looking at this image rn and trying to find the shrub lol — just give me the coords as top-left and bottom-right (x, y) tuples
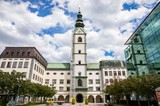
(85, 98), (88, 105)
(72, 98), (75, 105)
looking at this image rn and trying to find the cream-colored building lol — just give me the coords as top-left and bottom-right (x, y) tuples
(0, 10), (127, 103)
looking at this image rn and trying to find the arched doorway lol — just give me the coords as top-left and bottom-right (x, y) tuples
(76, 94), (83, 103)
(58, 95), (64, 101)
(88, 95), (94, 103)
(65, 95), (69, 103)
(96, 95), (102, 103)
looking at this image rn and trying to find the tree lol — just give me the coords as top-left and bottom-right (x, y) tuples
(0, 70), (56, 105)
(104, 74), (160, 106)
(104, 80), (123, 104)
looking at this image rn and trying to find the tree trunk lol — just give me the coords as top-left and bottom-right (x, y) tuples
(126, 99), (129, 106)
(28, 96), (30, 102)
(147, 97), (150, 106)
(22, 96), (24, 103)
(137, 95), (141, 106)
(43, 97), (46, 103)
(41, 97), (42, 103)
(126, 94), (130, 105)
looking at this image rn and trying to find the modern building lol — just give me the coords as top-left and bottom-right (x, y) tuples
(0, 9), (127, 103)
(124, 2), (160, 76)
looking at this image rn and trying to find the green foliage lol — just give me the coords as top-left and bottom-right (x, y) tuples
(85, 98), (88, 105)
(0, 70), (56, 100)
(104, 74), (160, 105)
(0, 99), (2, 106)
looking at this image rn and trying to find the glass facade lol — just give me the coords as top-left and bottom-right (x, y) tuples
(125, 2), (160, 76)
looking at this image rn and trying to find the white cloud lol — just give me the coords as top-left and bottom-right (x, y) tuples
(0, 0), (158, 63)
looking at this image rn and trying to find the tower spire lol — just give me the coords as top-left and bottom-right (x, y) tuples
(75, 7), (84, 28)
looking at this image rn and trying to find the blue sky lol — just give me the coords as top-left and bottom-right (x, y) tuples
(0, 0), (159, 62)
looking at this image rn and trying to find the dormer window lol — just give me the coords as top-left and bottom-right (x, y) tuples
(11, 52), (14, 56)
(27, 52), (30, 56)
(78, 37), (82, 42)
(6, 52), (9, 55)
(17, 52), (19, 56)
(22, 52), (25, 56)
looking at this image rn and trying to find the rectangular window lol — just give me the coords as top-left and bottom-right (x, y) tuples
(52, 87), (56, 90)
(105, 71), (108, 76)
(89, 79), (93, 84)
(24, 62), (29, 68)
(88, 87), (93, 91)
(109, 71), (112, 76)
(67, 87), (70, 91)
(12, 62), (17, 68)
(33, 74), (35, 79)
(18, 62), (23, 68)
(59, 87), (63, 91)
(1, 62), (6, 68)
(105, 79), (108, 83)
(45, 79), (49, 84)
(7, 62), (12, 68)
(22, 72), (27, 78)
(34, 64), (36, 70)
(118, 71), (121, 76)
(122, 71), (126, 76)
(52, 79), (56, 84)
(110, 79), (113, 83)
(114, 71), (117, 76)
(67, 79), (70, 84)
(35, 75), (37, 80)
(96, 79), (100, 84)
(60, 79), (64, 84)
(96, 87), (100, 91)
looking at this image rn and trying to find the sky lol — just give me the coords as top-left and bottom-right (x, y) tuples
(0, 0), (159, 63)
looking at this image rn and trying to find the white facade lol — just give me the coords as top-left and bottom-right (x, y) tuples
(0, 58), (45, 84)
(43, 62), (127, 103)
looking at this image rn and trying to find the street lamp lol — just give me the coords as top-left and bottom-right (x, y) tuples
(15, 76), (22, 105)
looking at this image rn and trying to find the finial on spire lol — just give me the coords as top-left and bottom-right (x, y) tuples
(78, 5), (80, 12)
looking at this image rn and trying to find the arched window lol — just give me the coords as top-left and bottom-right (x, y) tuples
(78, 37), (82, 42)
(78, 79), (82, 86)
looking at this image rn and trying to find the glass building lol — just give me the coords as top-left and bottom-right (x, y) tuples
(124, 2), (160, 76)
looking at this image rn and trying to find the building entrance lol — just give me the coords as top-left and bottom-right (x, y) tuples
(76, 94), (83, 103)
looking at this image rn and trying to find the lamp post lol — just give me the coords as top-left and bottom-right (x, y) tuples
(15, 77), (22, 105)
